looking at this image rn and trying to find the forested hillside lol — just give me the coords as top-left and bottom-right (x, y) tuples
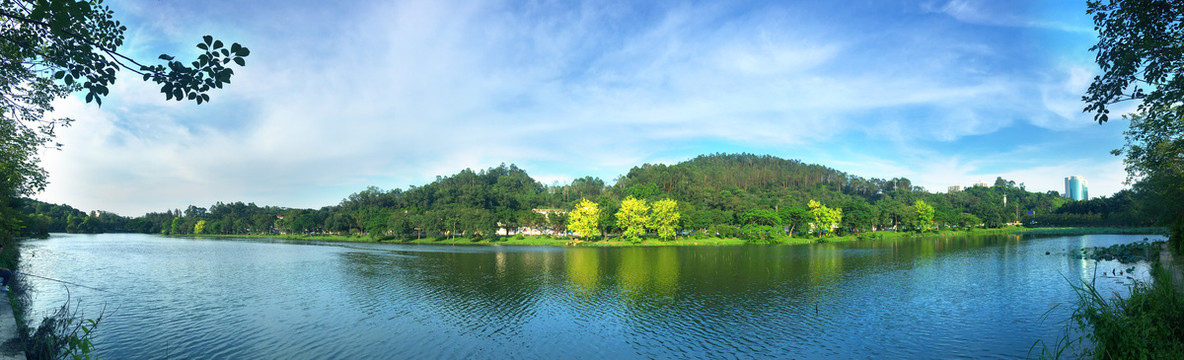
(18, 153), (1150, 238)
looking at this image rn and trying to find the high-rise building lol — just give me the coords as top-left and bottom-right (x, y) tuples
(1064, 176), (1088, 201)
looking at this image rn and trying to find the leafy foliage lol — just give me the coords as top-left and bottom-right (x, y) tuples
(24, 293), (104, 360)
(567, 198), (600, 240)
(1083, 0), (1184, 124)
(808, 200), (841, 236)
(0, 0), (249, 251)
(19, 153), (1148, 241)
(914, 200), (935, 233)
(1086, 0), (1184, 253)
(649, 198), (680, 241)
(615, 196), (650, 241)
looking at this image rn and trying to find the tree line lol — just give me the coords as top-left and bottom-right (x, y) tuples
(14, 153), (1152, 241)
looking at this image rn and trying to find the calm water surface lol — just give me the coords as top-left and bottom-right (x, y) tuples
(17, 233), (1159, 359)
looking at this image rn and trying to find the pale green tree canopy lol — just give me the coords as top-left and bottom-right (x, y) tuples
(808, 200), (841, 236)
(567, 198), (600, 239)
(914, 200), (935, 233)
(649, 198), (680, 241)
(615, 196), (650, 241)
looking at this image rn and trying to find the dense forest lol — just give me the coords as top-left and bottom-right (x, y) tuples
(15, 153), (1151, 239)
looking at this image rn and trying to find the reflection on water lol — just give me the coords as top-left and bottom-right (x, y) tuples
(17, 233), (1159, 359)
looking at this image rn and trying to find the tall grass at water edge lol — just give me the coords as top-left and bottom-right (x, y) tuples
(1031, 261), (1184, 359)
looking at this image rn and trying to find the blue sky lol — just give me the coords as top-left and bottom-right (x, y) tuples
(36, 0), (1132, 216)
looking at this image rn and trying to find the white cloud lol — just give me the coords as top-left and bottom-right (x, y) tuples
(33, 0), (1124, 215)
(926, 0), (1093, 33)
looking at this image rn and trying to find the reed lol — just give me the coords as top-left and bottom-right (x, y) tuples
(1032, 261), (1184, 359)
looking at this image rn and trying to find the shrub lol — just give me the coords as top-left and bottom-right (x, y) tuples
(714, 224), (740, 238)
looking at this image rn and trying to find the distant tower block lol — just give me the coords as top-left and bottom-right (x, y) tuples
(1064, 176), (1088, 201)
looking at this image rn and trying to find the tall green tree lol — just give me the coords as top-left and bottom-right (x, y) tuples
(841, 200), (876, 234)
(778, 206), (810, 236)
(1116, 110), (1184, 252)
(1085, 0), (1184, 253)
(808, 200), (841, 237)
(616, 196), (650, 241)
(546, 211), (568, 234)
(957, 212), (981, 230)
(567, 198), (601, 240)
(194, 220), (207, 234)
(914, 200), (935, 233)
(739, 209), (781, 227)
(649, 198), (680, 241)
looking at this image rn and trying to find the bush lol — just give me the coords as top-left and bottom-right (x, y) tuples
(714, 225), (740, 238)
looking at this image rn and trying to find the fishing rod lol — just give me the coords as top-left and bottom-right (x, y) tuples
(17, 272), (111, 293)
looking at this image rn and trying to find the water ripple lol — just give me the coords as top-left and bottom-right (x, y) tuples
(15, 233), (1165, 359)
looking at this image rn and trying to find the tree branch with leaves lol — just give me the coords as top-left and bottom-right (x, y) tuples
(0, 0), (249, 197)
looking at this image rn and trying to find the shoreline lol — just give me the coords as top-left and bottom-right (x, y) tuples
(181, 226), (1168, 247)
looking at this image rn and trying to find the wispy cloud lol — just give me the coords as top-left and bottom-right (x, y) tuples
(925, 0), (1094, 33)
(35, 0), (1124, 215)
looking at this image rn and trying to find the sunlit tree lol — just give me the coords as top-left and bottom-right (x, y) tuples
(914, 200), (935, 233)
(649, 198), (680, 241)
(567, 198), (601, 240)
(808, 200), (841, 236)
(616, 196), (650, 241)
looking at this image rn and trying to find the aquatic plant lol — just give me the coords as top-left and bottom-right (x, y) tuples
(22, 289), (105, 360)
(1073, 240), (1165, 263)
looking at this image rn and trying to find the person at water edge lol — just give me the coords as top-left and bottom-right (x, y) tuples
(0, 245), (10, 291)
(0, 268), (10, 291)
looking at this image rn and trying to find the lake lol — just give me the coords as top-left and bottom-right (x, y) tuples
(16, 233), (1159, 359)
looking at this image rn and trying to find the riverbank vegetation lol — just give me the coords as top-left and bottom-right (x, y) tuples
(191, 225), (1070, 248)
(1031, 258), (1184, 360)
(1069, 262), (1184, 360)
(12, 153), (1161, 245)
